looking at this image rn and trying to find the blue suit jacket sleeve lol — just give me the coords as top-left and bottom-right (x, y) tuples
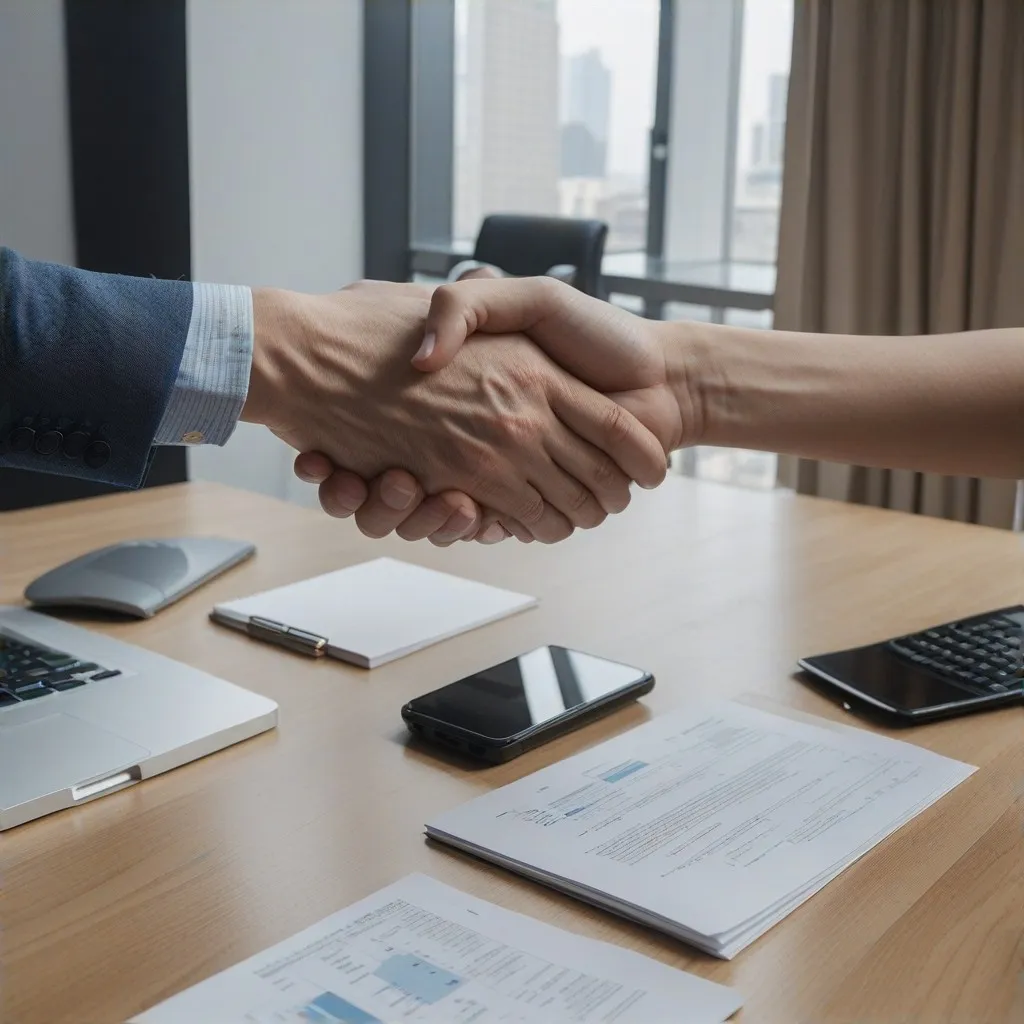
(0, 247), (193, 488)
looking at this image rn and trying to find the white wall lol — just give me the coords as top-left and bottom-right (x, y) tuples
(186, 0), (364, 505)
(0, 0), (75, 264)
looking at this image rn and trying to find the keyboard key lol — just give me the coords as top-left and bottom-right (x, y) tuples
(49, 677), (87, 691)
(89, 669), (122, 681)
(0, 689), (21, 707)
(37, 652), (77, 669)
(15, 683), (54, 700)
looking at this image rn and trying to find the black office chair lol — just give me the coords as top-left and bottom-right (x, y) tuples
(0, 448), (187, 512)
(472, 214), (608, 297)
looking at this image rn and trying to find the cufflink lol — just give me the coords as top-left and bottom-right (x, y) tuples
(181, 431), (205, 445)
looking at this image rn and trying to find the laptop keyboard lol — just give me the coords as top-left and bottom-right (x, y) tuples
(888, 611), (1024, 695)
(0, 630), (121, 707)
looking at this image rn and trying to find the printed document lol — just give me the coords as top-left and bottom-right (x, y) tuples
(133, 874), (742, 1023)
(427, 702), (975, 958)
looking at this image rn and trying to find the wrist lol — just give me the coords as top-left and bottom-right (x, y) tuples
(242, 287), (300, 428)
(653, 319), (719, 452)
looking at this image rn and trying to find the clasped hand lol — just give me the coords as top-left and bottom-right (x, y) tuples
(268, 276), (692, 544)
(243, 278), (692, 545)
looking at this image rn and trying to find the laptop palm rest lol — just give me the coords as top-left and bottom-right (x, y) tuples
(0, 714), (150, 810)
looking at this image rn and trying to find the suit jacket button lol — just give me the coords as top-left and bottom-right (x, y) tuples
(84, 440), (111, 469)
(62, 431), (90, 458)
(10, 426), (35, 452)
(34, 430), (63, 456)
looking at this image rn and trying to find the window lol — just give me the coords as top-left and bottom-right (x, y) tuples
(730, 0), (794, 264)
(403, 1), (796, 493)
(453, 0), (661, 252)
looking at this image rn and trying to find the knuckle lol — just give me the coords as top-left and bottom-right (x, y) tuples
(591, 451), (624, 488)
(501, 413), (543, 448)
(534, 275), (562, 304)
(565, 483), (592, 514)
(517, 494), (546, 526)
(602, 402), (634, 446)
(469, 445), (502, 485)
(508, 361), (546, 395)
(433, 283), (480, 334)
(432, 282), (459, 312)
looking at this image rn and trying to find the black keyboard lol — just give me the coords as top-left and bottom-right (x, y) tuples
(0, 630), (121, 707)
(888, 610), (1024, 694)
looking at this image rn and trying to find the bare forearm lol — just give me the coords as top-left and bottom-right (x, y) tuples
(666, 323), (1024, 478)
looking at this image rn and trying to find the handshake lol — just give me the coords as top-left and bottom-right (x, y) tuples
(242, 273), (702, 546)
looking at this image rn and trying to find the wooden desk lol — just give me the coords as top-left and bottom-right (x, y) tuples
(2, 480), (1022, 1023)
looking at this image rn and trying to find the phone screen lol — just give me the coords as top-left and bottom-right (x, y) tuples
(408, 646), (648, 740)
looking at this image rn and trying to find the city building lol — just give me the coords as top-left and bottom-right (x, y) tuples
(454, 0), (561, 240)
(560, 48), (611, 178)
(734, 72), (789, 262)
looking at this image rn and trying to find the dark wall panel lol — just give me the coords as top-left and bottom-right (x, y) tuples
(0, 1), (191, 511)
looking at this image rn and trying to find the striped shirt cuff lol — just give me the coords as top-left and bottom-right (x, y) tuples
(154, 283), (253, 446)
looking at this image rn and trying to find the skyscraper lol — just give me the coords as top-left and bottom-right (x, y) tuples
(454, 0), (561, 241)
(765, 72), (787, 166)
(560, 48), (611, 178)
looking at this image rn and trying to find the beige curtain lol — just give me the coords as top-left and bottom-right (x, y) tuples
(775, 0), (1024, 527)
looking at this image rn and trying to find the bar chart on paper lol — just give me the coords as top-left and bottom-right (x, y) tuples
(135, 875), (742, 1023)
(262, 955), (465, 1024)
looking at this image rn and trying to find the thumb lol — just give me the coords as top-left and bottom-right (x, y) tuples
(412, 277), (576, 372)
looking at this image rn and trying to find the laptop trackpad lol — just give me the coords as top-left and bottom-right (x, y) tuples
(0, 714), (151, 810)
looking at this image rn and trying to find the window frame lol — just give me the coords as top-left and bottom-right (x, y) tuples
(366, 0), (776, 318)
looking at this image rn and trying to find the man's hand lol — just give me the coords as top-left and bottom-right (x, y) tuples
(416, 277), (689, 451)
(242, 283), (668, 543)
(303, 277), (702, 544)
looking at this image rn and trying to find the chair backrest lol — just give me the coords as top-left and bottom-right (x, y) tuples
(473, 214), (608, 297)
(0, 447), (187, 512)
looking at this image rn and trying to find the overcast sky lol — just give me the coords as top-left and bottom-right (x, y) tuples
(557, 0), (793, 178)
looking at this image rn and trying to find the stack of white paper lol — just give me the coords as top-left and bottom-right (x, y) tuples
(134, 874), (742, 1023)
(427, 701), (975, 959)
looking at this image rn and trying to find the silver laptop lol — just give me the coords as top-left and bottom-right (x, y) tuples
(0, 605), (277, 830)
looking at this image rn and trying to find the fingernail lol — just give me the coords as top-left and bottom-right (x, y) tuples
(435, 511), (474, 543)
(414, 332), (435, 362)
(380, 478), (416, 510)
(330, 478), (367, 516)
(478, 524), (507, 545)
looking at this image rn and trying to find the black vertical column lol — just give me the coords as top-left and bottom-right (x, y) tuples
(363, 0), (412, 281)
(64, 0), (192, 281)
(0, 1), (191, 510)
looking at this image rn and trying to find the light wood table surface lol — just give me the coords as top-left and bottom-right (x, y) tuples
(2, 480), (1022, 1023)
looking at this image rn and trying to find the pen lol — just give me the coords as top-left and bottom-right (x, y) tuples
(246, 616), (328, 657)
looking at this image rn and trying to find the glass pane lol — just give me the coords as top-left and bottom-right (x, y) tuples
(724, 307), (774, 330)
(454, 0), (661, 253)
(731, 0), (794, 264)
(686, 447), (778, 490)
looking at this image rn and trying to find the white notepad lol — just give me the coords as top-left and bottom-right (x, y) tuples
(211, 557), (537, 668)
(427, 701), (976, 959)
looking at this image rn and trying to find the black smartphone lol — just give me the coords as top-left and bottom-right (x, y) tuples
(402, 645), (654, 764)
